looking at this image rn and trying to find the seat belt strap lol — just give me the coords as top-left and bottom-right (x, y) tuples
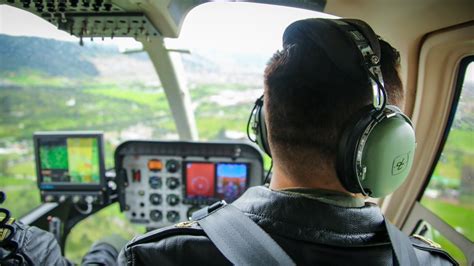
(385, 219), (420, 266)
(194, 201), (418, 266)
(194, 202), (295, 266)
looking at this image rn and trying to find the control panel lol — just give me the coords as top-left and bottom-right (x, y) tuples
(0, 0), (161, 43)
(115, 141), (263, 229)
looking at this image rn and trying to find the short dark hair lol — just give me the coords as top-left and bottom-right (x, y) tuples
(264, 18), (403, 172)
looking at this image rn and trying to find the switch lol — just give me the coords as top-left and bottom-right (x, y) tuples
(103, 2), (112, 11)
(132, 169), (141, 183)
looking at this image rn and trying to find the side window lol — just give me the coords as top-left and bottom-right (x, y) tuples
(416, 59), (473, 265)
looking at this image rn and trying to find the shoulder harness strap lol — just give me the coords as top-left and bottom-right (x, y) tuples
(385, 218), (420, 266)
(193, 201), (422, 266)
(192, 201), (295, 266)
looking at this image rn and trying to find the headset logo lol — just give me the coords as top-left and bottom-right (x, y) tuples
(392, 153), (410, 175)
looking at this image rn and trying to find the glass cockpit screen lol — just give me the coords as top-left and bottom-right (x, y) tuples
(184, 162), (248, 202)
(216, 163), (248, 202)
(35, 135), (103, 186)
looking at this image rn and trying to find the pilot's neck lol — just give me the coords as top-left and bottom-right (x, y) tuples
(269, 163), (360, 198)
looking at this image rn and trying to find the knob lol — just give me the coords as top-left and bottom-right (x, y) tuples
(72, 195), (81, 203)
(149, 193), (162, 205)
(167, 211), (180, 223)
(85, 196), (94, 203)
(166, 194), (180, 206)
(149, 176), (162, 189)
(150, 210), (162, 222)
(59, 195), (67, 203)
(166, 177), (179, 189)
(166, 160), (180, 173)
(45, 195), (55, 202)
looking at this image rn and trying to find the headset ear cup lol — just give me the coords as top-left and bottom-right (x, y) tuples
(337, 106), (416, 197)
(255, 104), (272, 157)
(336, 106), (375, 194)
(359, 111), (416, 197)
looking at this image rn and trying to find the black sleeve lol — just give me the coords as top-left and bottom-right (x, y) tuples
(82, 242), (120, 266)
(2, 221), (73, 266)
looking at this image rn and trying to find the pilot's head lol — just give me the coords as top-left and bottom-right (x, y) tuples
(264, 18), (403, 193)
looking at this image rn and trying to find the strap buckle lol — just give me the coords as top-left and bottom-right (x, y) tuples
(191, 200), (227, 221)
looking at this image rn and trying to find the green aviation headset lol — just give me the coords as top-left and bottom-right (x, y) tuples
(247, 18), (416, 198)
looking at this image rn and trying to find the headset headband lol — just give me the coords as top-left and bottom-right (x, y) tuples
(331, 19), (387, 111)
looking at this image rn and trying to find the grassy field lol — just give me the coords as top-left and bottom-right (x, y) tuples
(420, 199), (473, 265)
(422, 199), (474, 241)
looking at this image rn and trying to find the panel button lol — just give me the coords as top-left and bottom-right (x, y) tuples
(166, 160), (180, 173)
(148, 159), (163, 172)
(167, 211), (180, 223)
(149, 193), (162, 205)
(166, 194), (180, 206)
(166, 177), (180, 189)
(149, 176), (162, 189)
(150, 210), (162, 222)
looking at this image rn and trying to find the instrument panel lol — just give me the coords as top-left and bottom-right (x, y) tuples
(115, 141), (263, 229)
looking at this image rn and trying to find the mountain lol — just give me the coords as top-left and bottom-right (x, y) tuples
(0, 34), (116, 77)
(0, 34), (265, 85)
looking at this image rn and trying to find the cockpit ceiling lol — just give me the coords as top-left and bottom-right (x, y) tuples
(0, 0), (326, 39)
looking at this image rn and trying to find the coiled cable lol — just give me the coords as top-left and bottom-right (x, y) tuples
(0, 191), (25, 264)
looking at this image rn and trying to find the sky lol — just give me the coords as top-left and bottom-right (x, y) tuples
(0, 2), (335, 52)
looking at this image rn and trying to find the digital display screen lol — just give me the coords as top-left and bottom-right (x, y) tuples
(184, 162), (248, 202)
(185, 162), (215, 199)
(216, 163), (248, 202)
(37, 137), (101, 185)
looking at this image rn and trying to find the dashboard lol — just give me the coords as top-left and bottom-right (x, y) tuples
(33, 132), (264, 229)
(115, 140), (263, 229)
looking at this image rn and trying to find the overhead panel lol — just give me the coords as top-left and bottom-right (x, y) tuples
(0, 0), (162, 42)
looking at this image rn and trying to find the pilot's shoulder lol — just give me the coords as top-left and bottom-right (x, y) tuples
(410, 235), (458, 265)
(119, 221), (225, 265)
(127, 221), (205, 247)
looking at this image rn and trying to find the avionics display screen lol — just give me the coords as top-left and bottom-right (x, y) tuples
(184, 162), (248, 202)
(36, 135), (102, 185)
(216, 163), (248, 202)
